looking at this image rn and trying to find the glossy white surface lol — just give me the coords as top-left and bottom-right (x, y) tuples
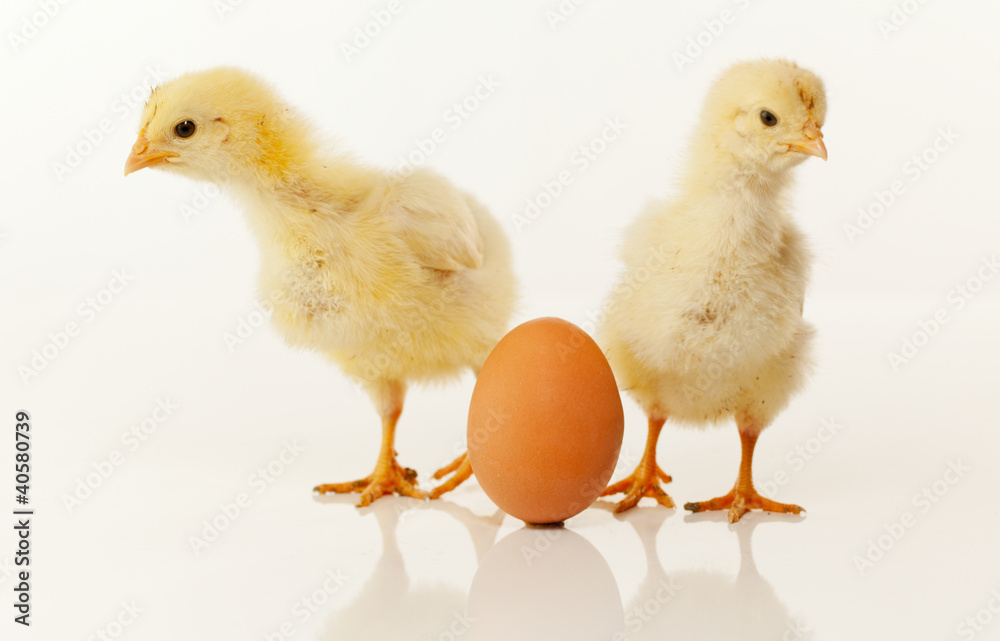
(14, 298), (998, 640)
(2, 1), (999, 639)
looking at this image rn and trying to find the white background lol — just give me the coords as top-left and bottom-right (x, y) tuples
(2, 1), (999, 639)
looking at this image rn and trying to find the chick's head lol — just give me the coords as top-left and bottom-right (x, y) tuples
(700, 59), (827, 172)
(124, 67), (303, 182)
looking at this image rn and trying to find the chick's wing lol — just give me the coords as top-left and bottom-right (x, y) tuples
(385, 169), (484, 272)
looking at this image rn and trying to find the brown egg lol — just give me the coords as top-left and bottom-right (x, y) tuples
(467, 317), (624, 525)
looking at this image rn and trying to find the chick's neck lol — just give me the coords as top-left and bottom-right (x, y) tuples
(680, 142), (794, 262)
(226, 115), (381, 242)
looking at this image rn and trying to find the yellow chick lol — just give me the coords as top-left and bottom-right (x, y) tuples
(125, 68), (517, 506)
(599, 59), (827, 521)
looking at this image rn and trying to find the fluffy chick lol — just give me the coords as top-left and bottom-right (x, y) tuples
(125, 67), (517, 506)
(599, 59), (827, 521)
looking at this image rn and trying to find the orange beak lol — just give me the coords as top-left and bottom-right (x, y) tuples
(785, 122), (827, 161)
(124, 135), (178, 176)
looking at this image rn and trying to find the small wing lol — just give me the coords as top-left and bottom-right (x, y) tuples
(386, 169), (484, 271)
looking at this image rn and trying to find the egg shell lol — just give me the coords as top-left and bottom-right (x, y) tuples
(467, 317), (624, 525)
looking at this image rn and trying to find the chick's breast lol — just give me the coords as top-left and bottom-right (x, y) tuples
(600, 203), (813, 425)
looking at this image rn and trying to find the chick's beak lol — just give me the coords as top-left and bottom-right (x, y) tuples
(785, 122), (827, 161)
(124, 136), (178, 176)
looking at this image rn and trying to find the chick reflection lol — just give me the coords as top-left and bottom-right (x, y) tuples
(623, 514), (810, 640)
(321, 497), (503, 641)
(468, 527), (625, 641)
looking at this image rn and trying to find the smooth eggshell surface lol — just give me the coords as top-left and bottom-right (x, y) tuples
(467, 317), (624, 525)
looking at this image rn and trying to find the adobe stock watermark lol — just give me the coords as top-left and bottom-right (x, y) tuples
(577, 242), (669, 338)
(543, 0), (587, 31)
(189, 439), (306, 555)
(395, 74), (500, 177)
(676, 303), (786, 406)
(357, 280), (462, 386)
(51, 66), (170, 183)
(7, 0), (73, 53)
(178, 181), (224, 224)
(177, 155), (258, 224)
(843, 126), (959, 243)
(446, 402), (512, 465)
(956, 588), (1000, 640)
(462, 407), (512, 455)
(758, 418), (844, 499)
(853, 458), (969, 575)
(263, 569), (349, 641)
(887, 254), (998, 372)
(222, 299), (274, 352)
(779, 619), (811, 641)
(877, 0), (930, 41)
(0, 556), (16, 587)
(340, 0), (404, 62)
(61, 398), (179, 514)
(672, 0), (753, 72)
(213, 0), (248, 20)
(620, 577), (682, 638)
(519, 527), (566, 566)
(511, 116), (627, 233)
(608, 445), (642, 481)
(87, 601), (144, 641)
(18, 268), (135, 385)
(427, 610), (476, 641)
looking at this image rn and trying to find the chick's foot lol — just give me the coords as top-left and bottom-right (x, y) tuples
(685, 427), (804, 522)
(429, 452), (473, 499)
(601, 415), (674, 512)
(601, 463), (674, 513)
(684, 487), (803, 523)
(314, 457), (428, 507)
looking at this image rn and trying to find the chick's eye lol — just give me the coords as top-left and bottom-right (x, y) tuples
(759, 110), (778, 127)
(174, 120), (197, 138)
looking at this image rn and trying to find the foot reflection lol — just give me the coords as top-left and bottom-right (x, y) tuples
(623, 513), (810, 640)
(317, 495), (808, 640)
(319, 496), (501, 641)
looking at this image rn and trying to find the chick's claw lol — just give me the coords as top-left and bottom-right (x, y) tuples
(314, 458), (427, 507)
(684, 488), (803, 523)
(429, 452), (473, 499)
(601, 415), (673, 512)
(601, 468), (676, 513)
(432, 452), (466, 480)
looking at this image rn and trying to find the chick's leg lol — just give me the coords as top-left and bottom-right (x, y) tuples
(314, 380), (428, 506)
(601, 415), (675, 513)
(427, 365), (481, 499)
(429, 452), (472, 499)
(684, 420), (803, 523)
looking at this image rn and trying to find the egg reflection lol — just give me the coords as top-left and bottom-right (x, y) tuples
(467, 527), (625, 641)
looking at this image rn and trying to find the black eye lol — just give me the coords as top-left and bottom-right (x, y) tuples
(759, 110), (778, 127)
(174, 120), (197, 138)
